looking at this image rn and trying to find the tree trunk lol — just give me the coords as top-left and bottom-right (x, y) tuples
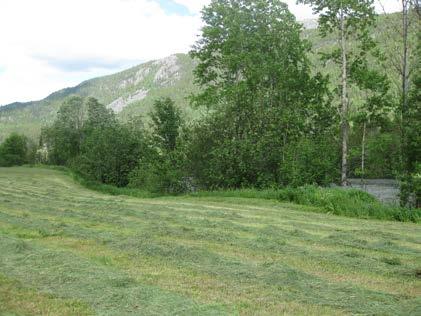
(361, 121), (366, 188)
(401, 0), (410, 173)
(400, 0), (411, 207)
(340, 9), (349, 186)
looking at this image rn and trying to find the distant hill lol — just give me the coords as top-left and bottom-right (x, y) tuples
(0, 54), (198, 142)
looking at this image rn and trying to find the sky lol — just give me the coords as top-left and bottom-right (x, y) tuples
(0, 0), (401, 106)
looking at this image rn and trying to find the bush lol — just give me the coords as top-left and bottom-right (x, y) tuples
(279, 136), (340, 186)
(129, 153), (188, 194)
(71, 125), (143, 187)
(400, 163), (421, 208)
(0, 133), (28, 167)
(349, 132), (400, 179)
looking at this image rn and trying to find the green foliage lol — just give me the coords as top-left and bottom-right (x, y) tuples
(72, 124), (142, 187)
(186, 111), (338, 189)
(401, 25), (421, 207)
(43, 97), (145, 187)
(0, 133), (28, 167)
(42, 96), (85, 165)
(189, 0), (334, 189)
(299, 0), (376, 35)
(129, 97), (186, 193)
(150, 97), (182, 152)
(279, 135), (340, 186)
(349, 131), (401, 178)
(129, 152), (187, 194)
(71, 171), (157, 199)
(75, 99), (143, 187)
(400, 163), (421, 208)
(85, 97), (116, 130)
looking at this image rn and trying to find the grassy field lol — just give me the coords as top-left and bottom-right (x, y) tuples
(0, 167), (420, 315)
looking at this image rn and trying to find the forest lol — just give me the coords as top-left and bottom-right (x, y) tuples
(1, 0), (420, 209)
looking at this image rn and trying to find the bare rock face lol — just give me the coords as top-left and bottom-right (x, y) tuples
(119, 67), (151, 89)
(108, 89), (149, 113)
(108, 55), (181, 113)
(153, 55), (180, 85)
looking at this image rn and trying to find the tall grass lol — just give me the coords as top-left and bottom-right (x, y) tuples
(276, 186), (420, 223)
(190, 188), (281, 200)
(191, 186), (420, 223)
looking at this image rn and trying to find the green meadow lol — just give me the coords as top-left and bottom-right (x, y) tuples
(0, 167), (420, 315)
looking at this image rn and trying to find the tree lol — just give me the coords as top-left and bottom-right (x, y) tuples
(298, 0), (377, 186)
(189, 0), (333, 188)
(74, 124), (143, 187)
(401, 8), (421, 207)
(150, 97), (182, 152)
(128, 97), (186, 193)
(376, 2), (418, 163)
(42, 96), (86, 165)
(85, 97), (116, 131)
(0, 133), (28, 167)
(350, 60), (392, 184)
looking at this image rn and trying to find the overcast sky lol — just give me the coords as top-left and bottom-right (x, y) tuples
(0, 0), (401, 106)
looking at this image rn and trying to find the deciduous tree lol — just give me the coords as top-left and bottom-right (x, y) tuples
(298, 0), (377, 186)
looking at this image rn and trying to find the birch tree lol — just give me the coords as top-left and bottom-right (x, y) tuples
(298, 0), (377, 186)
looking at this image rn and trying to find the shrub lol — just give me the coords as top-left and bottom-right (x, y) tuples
(0, 133), (28, 167)
(129, 153), (187, 194)
(71, 125), (143, 187)
(279, 136), (340, 187)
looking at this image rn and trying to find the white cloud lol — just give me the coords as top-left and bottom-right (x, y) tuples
(0, 0), (401, 105)
(0, 0), (203, 105)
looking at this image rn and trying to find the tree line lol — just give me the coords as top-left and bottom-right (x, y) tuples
(0, 0), (419, 207)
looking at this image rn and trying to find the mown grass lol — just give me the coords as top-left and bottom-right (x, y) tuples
(0, 167), (420, 315)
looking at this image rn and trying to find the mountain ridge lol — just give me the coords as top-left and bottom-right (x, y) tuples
(0, 53), (198, 141)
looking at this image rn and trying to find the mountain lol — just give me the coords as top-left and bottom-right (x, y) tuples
(0, 54), (198, 142)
